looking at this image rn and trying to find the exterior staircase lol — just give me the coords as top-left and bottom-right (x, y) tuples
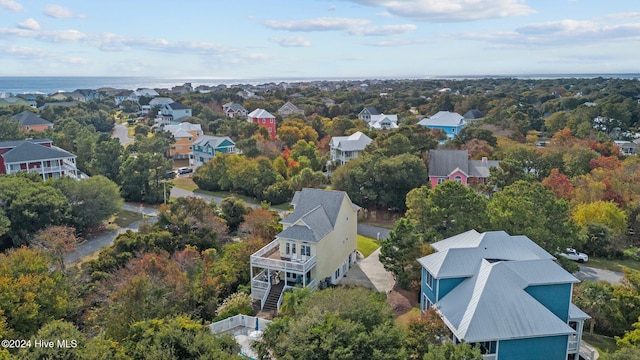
(262, 282), (284, 312)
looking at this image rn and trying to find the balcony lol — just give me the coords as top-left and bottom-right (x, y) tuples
(250, 239), (316, 274)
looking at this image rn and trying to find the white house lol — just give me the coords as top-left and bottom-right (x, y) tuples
(369, 114), (398, 130)
(330, 131), (372, 167)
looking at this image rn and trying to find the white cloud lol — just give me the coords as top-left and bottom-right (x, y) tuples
(17, 18), (40, 30)
(349, 24), (416, 36)
(270, 35), (312, 47)
(264, 16), (416, 36)
(0, 0), (22, 12)
(346, 0), (535, 22)
(0, 45), (50, 58)
(449, 19), (640, 47)
(601, 12), (640, 20)
(264, 17), (370, 32)
(44, 4), (85, 19)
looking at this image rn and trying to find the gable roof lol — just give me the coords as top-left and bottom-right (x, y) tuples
(369, 114), (399, 130)
(167, 102), (189, 110)
(12, 111), (53, 126)
(418, 230), (581, 342)
(1, 141), (75, 163)
(164, 122), (202, 133)
(359, 106), (380, 116)
(149, 97), (174, 106)
(428, 150), (469, 177)
(463, 109), (484, 119)
(418, 111), (466, 127)
(192, 135), (235, 149)
(281, 188), (359, 242)
(226, 103), (247, 112)
(248, 108), (276, 119)
(330, 131), (372, 151)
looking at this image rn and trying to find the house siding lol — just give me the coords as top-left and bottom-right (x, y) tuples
(437, 277), (465, 300)
(421, 268), (438, 306)
(498, 335), (568, 360)
(524, 283), (572, 322)
(314, 197), (357, 284)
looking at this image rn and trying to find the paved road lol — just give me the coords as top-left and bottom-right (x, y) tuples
(357, 224), (391, 240)
(575, 265), (624, 284)
(112, 122), (133, 146)
(66, 221), (141, 264)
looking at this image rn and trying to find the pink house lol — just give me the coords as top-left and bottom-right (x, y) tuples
(428, 150), (499, 188)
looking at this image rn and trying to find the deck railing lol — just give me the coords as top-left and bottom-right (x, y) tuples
(250, 239), (316, 273)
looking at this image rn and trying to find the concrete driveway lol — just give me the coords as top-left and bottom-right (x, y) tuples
(340, 248), (395, 294)
(112, 122), (133, 146)
(574, 266), (624, 284)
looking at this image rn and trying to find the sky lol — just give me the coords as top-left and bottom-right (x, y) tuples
(0, 0), (639, 79)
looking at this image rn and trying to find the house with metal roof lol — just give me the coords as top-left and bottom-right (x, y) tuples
(369, 113), (398, 130)
(11, 110), (54, 132)
(164, 122), (204, 160)
(0, 139), (79, 180)
(250, 188), (359, 312)
(418, 111), (467, 140)
(247, 108), (277, 140)
(418, 230), (591, 360)
(330, 131), (372, 167)
(428, 150), (499, 188)
(189, 135), (236, 168)
(277, 101), (304, 117)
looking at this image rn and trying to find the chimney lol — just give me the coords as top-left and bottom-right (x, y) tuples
(482, 157), (488, 165)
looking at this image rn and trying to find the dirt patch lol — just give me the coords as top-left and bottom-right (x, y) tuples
(387, 285), (419, 317)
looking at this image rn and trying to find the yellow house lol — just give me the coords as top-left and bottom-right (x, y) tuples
(250, 188), (359, 311)
(164, 122), (203, 159)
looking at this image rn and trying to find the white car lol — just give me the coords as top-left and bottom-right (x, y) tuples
(557, 248), (589, 263)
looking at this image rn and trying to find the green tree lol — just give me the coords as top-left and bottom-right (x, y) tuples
(487, 181), (579, 251)
(405, 182), (489, 241)
(219, 197), (249, 232)
(423, 342), (482, 360)
(119, 152), (172, 204)
(572, 201), (627, 237)
(379, 219), (425, 289)
(291, 168), (326, 191)
(52, 175), (123, 231)
(20, 320), (85, 360)
(87, 137), (124, 182)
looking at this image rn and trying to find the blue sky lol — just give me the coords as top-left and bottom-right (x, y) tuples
(0, 0), (639, 78)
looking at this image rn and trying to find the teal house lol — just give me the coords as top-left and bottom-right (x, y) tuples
(190, 135), (236, 168)
(417, 111), (466, 141)
(418, 230), (591, 360)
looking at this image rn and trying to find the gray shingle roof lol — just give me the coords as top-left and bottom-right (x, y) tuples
(168, 102), (189, 110)
(428, 150), (469, 177)
(280, 188), (358, 242)
(468, 159), (500, 178)
(12, 111), (53, 126)
(1, 141), (75, 163)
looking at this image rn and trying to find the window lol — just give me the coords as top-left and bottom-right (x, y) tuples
(425, 270), (434, 289)
(270, 118), (274, 123)
(300, 243), (311, 256)
(335, 268), (340, 279)
(473, 341), (496, 355)
(422, 294), (433, 311)
(454, 175), (462, 182)
(262, 119), (266, 124)
(286, 242), (297, 255)
(437, 178), (446, 184)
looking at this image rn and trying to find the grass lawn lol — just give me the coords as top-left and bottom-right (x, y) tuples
(357, 235), (380, 258)
(394, 306), (420, 327)
(172, 176), (198, 191)
(586, 257), (640, 273)
(583, 333), (618, 356)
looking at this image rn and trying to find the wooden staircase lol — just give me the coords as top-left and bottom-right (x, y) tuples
(262, 282), (284, 312)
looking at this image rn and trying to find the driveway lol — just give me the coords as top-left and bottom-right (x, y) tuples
(574, 266), (624, 284)
(66, 221), (141, 264)
(340, 248), (395, 294)
(112, 122), (133, 146)
(357, 224), (390, 240)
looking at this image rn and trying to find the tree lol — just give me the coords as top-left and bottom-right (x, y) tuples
(119, 152), (172, 204)
(572, 201), (627, 236)
(19, 320), (85, 360)
(239, 208), (282, 241)
(0, 247), (71, 338)
(379, 219), (426, 289)
(87, 138), (123, 182)
(32, 226), (78, 271)
(405, 309), (449, 360)
(219, 197), (249, 232)
(52, 176), (123, 231)
(405, 182), (489, 241)
(291, 168), (326, 191)
(422, 342), (482, 360)
(487, 181), (580, 251)
(541, 168), (574, 200)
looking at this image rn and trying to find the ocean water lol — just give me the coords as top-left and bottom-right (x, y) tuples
(0, 74), (638, 95)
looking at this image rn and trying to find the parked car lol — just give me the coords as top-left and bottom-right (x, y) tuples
(557, 248), (589, 263)
(164, 170), (177, 179)
(178, 167), (193, 175)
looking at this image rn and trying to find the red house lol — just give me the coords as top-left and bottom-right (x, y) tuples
(247, 108), (277, 140)
(0, 139), (79, 180)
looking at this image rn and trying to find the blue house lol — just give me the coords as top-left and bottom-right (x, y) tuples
(418, 230), (590, 360)
(190, 135), (236, 168)
(417, 111), (466, 140)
